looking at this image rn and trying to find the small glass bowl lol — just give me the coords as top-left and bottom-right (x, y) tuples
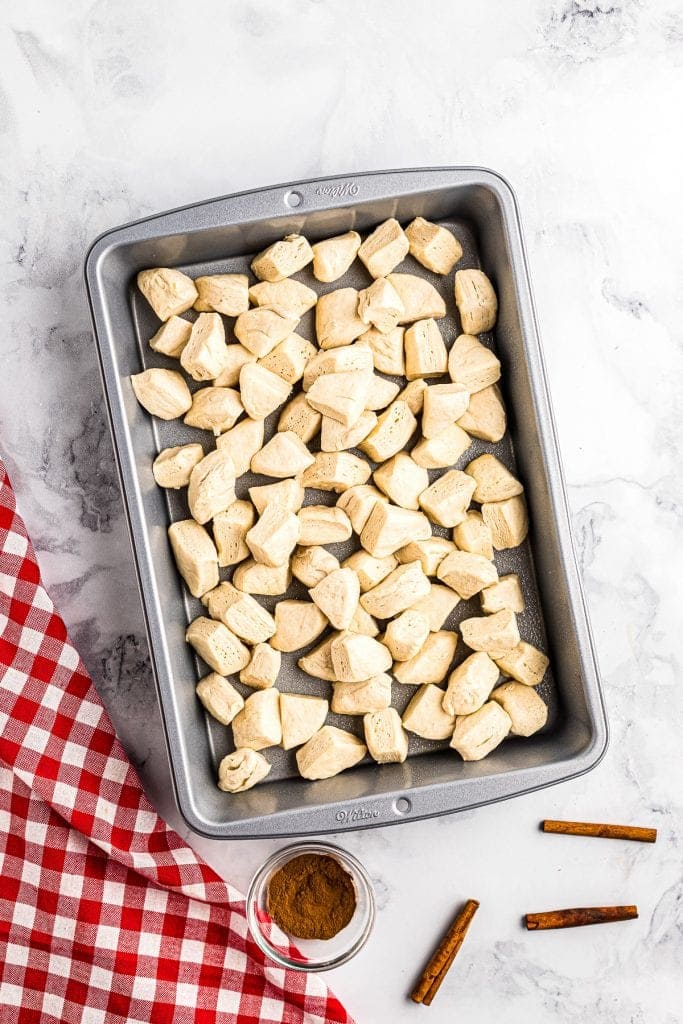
(246, 841), (375, 972)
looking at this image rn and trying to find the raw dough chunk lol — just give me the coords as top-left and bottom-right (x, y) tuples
(457, 384), (506, 442)
(291, 545), (340, 587)
(194, 274), (249, 316)
(137, 267), (198, 321)
(321, 411), (377, 453)
(232, 689), (282, 750)
(360, 502), (431, 559)
(436, 550), (498, 600)
(443, 652), (499, 717)
(168, 519), (219, 598)
(343, 550), (397, 592)
(234, 309), (299, 358)
(360, 561), (430, 620)
(494, 641), (549, 687)
(392, 630), (457, 686)
(203, 582), (276, 644)
(184, 387), (243, 434)
(491, 682), (548, 736)
(316, 288), (367, 349)
(306, 370), (373, 428)
(218, 748), (271, 792)
(270, 601), (328, 652)
(248, 279), (317, 319)
(398, 378), (428, 415)
(148, 316), (192, 358)
(181, 313), (229, 382)
(278, 392), (322, 443)
(251, 234), (313, 282)
(214, 344), (256, 387)
(259, 333), (317, 385)
(454, 269), (498, 335)
(452, 511), (493, 560)
(410, 584), (460, 632)
(465, 454), (523, 503)
(396, 538), (455, 577)
(359, 401), (417, 461)
(387, 274), (446, 324)
(296, 726), (366, 780)
(448, 334), (500, 394)
(312, 230), (361, 283)
(310, 568), (360, 630)
(422, 384), (470, 439)
(384, 608), (431, 662)
(131, 368), (192, 420)
(250, 431), (314, 478)
(185, 617), (250, 675)
(411, 424), (472, 470)
(246, 502), (300, 567)
(303, 452), (371, 493)
(460, 609), (520, 657)
(373, 453), (428, 511)
(239, 363), (292, 420)
(153, 444), (204, 489)
(358, 277), (404, 333)
(364, 708), (408, 764)
(297, 506), (352, 545)
(249, 478), (304, 516)
(480, 575), (525, 615)
(331, 633), (393, 682)
(240, 643), (281, 690)
(217, 418), (264, 476)
(233, 559), (291, 595)
(348, 604), (379, 637)
(360, 326), (405, 375)
(419, 470), (476, 528)
(481, 496), (529, 550)
(280, 693), (329, 750)
(337, 485), (386, 534)
(402, 684), (456, 741)
(365, 377), (401, 411)
(450, 701), (511, 761)
(188, 450), (236, 525)
(405, 218), (463, 275)
(298, 635), (339, 682)
(196, 672), (244, 725)
(213, 500), (254, 567)
(303, 345), (374, 389)
(404, 319), (448, 380)
(331, 674), (392, 715)
(358, 219), (409, 279)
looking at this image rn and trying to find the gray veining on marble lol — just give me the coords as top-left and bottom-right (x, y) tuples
(1, 1), (681, 1020)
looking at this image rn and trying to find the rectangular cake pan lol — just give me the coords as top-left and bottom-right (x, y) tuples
(85, 168), (608, 838)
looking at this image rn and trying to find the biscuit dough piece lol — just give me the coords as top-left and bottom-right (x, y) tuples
(360, 325), (405, 375)
(232, 689), (282, 750)
(405, 218), (463, 275)
(249, 477), (304, 515)
(131, 368), (192, 420)
(250, 431), (314, 478)
(214, 344), (256, 388)
(153, 444), (204, 489)
(494, 641), (549, 687)
(248, 279), (317, 319)
(465, 454), (523, 503)
(298, 634), (339, 682)
(240, 643), (281, 690)
(184, 387), (244, 435)
(331, 674), (392, 715)
(343, 550), (397, 592)
(336, 485), (386, 534)
(213, 500), (254, 567)
(297, 506), (352, 545)
(396, 538), (455, 577)
(218, 748), (271, 792)
(330, 633), (393, 682)
(452, 511), (494, 560)
(216, 418), (264, 476)
(196, 672), (244, 725)
(392, 630), (457, 686)
(234, 309), (299, 358)
(259, 334), (317, 385)
(410, 584), (460, 632)
(358, 219), (409, 279)
(365, 377), (401, 411)
(360, 561), (430, 620)
(312, 230), (362, 283)
(316, 288), (367, 349)
(233, 559), (291, 595)
(277, 392), (322, 443)
(270, 601), (328, 653)
(480, 575), (525, 615)
(251, 234), (313, 282)
(302, 452), (371, 493)
(194, 274), (249, 316)
(348, 604), (379, 637)
(310, 568), (360, 630)
(443, 652), (499, 717)
(481, 496), (529, 550)
(185, 617), (250, 675)
(373, 453), (429, 511)
(359, 401), (417, 462)
(296, 726), (366, 780)
(188, 450), (236, 525)
(454, 269), (498, 335)
(387, 273), (446, 324)
(358, 277), (404, 333)
(450, 701), (511, 761)
(448, 334), (501, 394)
(437, 550), (499, 600)
(419, 470), (476, 528)
(306, 370), (373, 428)
(203, 582), (276, 644)
(137, 267), (198, 321)
(360, 502), (431, 559)
(321, 411), (377, 453)
(181, 313), (230, 382)
(422, 384), (471, 439)
(411, 423), (472, 470)
(148, 315), (192, 358)
(457, 384), (506, 442)
(460, 609), (520, 657)
(246, 502), (301, 567)
(303, 345), (374, 390)
(280, 693), (329, 750)
(291, 545), (340, 588)
(398, 378), (428, 415)
(402, 684), (456, 741)
(403, 318), (448, 381)
(491, 682), (548, 736)
(168, 519), (219, 598)
(383, 608), (431, 662)
(364, 708), (408, 764)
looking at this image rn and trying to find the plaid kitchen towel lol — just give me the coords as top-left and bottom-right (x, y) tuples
(0, 456), (354, 1024)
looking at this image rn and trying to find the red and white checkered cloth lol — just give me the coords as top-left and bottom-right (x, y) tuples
(0, 456), (354, 1024)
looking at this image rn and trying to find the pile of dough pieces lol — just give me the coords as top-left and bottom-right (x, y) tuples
(132, 216), (550, 795)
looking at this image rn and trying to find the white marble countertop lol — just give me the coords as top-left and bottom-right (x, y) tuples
(1, 1), (681, 1020)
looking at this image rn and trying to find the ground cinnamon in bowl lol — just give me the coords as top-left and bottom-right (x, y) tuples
(267, 852), (357, 940)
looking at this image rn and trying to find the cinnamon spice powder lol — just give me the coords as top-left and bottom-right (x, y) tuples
(267, 853), (357, 940)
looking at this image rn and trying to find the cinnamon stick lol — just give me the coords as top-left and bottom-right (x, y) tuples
(542, 819), (657, 843)
(525, 905), (638, 931)
(411, 898), (479, 1005)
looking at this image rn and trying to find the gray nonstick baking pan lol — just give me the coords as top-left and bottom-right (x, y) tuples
(85, 167), (608, 838)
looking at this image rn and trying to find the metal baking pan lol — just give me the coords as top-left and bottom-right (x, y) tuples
(85, 167), (608, 838)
